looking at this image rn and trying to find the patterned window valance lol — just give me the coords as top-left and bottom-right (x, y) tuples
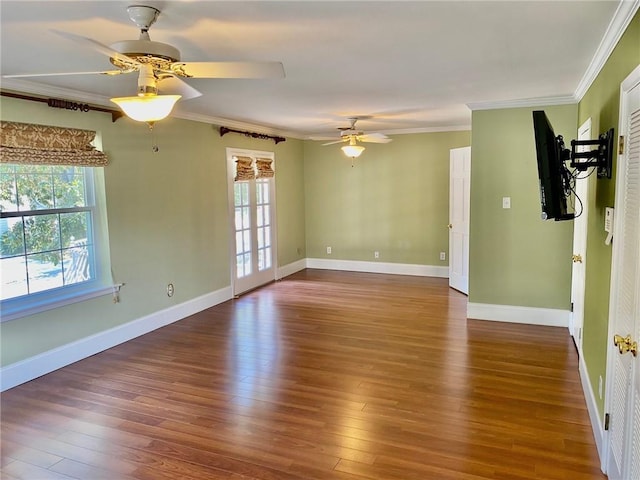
(234, 156), (256, 181)
(256, 157), (275, 178)
(0, 121), (108, 166)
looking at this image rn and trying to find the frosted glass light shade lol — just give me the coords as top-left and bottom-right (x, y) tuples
(341, 144), (365, 158)
(110, 95), (181, 122)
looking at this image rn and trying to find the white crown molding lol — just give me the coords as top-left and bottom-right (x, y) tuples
(467, 0), (639, 112)
(467, 94), (577, 112)
(380, 124), (472, 135)
(574, 0), (640, 101)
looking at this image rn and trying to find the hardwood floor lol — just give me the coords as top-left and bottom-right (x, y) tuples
(1, 269), (605, 479)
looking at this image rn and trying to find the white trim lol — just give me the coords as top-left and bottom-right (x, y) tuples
(0, 286), (232, 392)
(306, 258), (448, 278)
(467, 302), (570, 327)
(579, 353), (606, 468)
(574, 0), (640, 101)
(467, 95), (577, 112)
(277, 259), (307, 280)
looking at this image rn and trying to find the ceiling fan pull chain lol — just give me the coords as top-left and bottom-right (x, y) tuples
(150, 126), (159, 153)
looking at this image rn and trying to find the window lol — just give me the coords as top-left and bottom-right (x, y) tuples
(0, 121), (112, 321)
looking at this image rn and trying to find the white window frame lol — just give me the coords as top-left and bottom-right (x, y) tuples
(1, 165), (113, 322)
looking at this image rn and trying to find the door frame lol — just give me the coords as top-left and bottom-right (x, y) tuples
(226, 147), (278, 296)
(569, 118), (591, 355)
(603, 63), (640, 477)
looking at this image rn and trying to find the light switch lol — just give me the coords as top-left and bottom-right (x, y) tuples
(502, 197), (511, 209)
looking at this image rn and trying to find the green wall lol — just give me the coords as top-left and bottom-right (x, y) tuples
(303, 131), (470, 264)
(0, 95), (305, 366)
(578, 10), (639, 416)
(469, 104), (577, 309)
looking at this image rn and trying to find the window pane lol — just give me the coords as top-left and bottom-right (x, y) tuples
(234, 184), (242, 207)
(243, 230), (250, 253)
(27, 251), (63, 293)
(235, 207), (243, 231)
(242, 207), (250, 229)
(60, 211), (90, 248)
(17, 173), (54, 211)
(263, 205), (270, 226)
(264, 226), (271, 247)
(264, 247), (271, 269)
(236, 254), (245, 278)
(24, 214), (61, 254)
(257, 205), (263, 227)
(243, 253), (251, 275)
(241, 183), (249, 204)
(53, 166), (86, 208)
(258, 248), (264, 270)
(236, 231), (244, 255)
(262, 182), (270, 203)
(1, 217), (25, 258)
(257, 227), (264, 249)
(0, 256), (28, 300)
(0, 171), (18, 212)
(63, 245), (91, 284)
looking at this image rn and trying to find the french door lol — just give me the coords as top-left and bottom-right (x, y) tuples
(227, 149), (277, 295)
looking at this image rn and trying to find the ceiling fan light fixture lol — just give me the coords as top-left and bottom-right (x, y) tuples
(342, 144), (365, 158)
(110, 94), (181, 123)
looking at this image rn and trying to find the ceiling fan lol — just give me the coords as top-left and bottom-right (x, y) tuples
(3, 5), (285, 123)
(321, 117), (392, 159)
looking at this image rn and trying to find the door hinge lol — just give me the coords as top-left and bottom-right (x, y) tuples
(570, 302), (574, 313)
(619, 135), (625, 155)
(605, 413), (610, 431)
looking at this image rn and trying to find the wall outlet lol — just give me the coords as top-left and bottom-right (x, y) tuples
(326, 246), (332, 254)
(167, 283), (174, 297)
(440, 251), (446, 261)
(374, 251), (379, 259)
(502, 197), (511, 209)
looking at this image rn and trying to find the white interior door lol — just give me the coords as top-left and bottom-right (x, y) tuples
(604, 64), (640, 480)
(449, 146), (471, 294)
(569, 119), (591, 355)
(227, 149), (277, 296)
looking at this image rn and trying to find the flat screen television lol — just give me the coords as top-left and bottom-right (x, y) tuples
(532, 110), (574, 221)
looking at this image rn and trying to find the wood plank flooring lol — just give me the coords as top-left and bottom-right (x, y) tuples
(1, 269), (605, 479)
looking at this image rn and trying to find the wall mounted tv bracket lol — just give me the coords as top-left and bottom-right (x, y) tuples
(568, 128), (615, 179)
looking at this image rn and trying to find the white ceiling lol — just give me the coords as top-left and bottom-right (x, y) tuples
(0, 1), (635, 139)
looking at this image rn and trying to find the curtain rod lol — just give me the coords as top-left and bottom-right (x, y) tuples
(219, 126), (286, 144)
(1, 91), (124, 122)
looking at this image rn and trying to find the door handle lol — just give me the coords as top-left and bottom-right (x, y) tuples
(572, 254), (583, 263)
(614, 334), (638, 357)
(448, 224), (453, 229)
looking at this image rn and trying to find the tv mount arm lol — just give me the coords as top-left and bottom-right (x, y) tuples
(566, 128), (614, 179)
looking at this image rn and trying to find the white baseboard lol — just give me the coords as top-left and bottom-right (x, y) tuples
(0, 286), (233, 392)
(277, 259), (307, 279)
(467, 302), (570, 327)
(306, 258), (448, 278)
(579, 353), (605, 467)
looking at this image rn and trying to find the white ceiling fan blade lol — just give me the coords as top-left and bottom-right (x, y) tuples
(322, 139), (348, 146)
(158, 76), (202, 100)
(52, 29), (140, 67)
(358, 133), (392, 144)
(171, 61), (285, 79)
(3, 70), (130, 78)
